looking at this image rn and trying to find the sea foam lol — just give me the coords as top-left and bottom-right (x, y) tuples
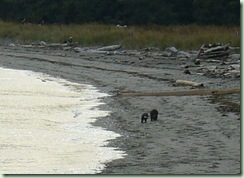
(0, 67), (125, 174)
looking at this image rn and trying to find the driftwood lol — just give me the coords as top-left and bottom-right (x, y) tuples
(21, 44), (35, 48)
(198, 43), (230, 60)
(199, 53), (228, 59)
(204, 45), (229, 53)
(97, 44), (122, 51)
(20, 43), (62, 48)
(119, 88), (240, 97)
(20, 42), (78, 49)
(201, 52), (229, 59)
(175, 80), (204, 87)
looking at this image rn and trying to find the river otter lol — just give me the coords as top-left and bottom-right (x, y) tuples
(141, 113), (149, 123)
(150, 109), (158, 121)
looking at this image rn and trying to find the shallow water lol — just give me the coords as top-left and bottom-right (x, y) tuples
(0, 67), (125, 174)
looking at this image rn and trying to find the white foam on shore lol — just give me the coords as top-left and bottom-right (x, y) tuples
(0, 67), (125, 174)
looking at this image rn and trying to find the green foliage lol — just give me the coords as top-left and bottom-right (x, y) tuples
(0, 0), (240, 25)
(193, 0), (240, 25)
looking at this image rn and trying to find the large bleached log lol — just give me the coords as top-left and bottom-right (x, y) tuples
(200, 51), (229, 59)
(20, 42), (79, 49)
(202, 51), (229, 55)
(46, 43), (63, 47)
(97, 44), (122, 51)
(204, 44), (229, 54)
(21, 44), (34, 48)
(119, 88), (240, 97)
(175, 80), (204, 87)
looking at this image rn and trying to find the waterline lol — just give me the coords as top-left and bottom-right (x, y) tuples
(0, 67), (125, 174)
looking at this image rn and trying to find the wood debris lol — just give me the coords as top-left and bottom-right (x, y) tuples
(119, 88), (240, 97)
(197, 43), (230, 60)
(175, 80), (204, 87)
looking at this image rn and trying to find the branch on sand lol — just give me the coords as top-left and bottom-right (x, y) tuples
(118, 88), (240, 97)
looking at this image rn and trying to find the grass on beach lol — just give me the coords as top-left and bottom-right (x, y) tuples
(0, 21), (240, 50)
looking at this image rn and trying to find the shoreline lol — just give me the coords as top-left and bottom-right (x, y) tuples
(0, 45), (240, 174)
(0, 67), (125, 174)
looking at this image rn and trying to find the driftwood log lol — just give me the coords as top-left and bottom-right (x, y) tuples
(204, 45), (229, 53)
(201, 51), (229, 59)
(197, 43), (230, 60)
(175, 80), (204, 87)
(119, 88), (240, 97)
(97, 44), (122, 51)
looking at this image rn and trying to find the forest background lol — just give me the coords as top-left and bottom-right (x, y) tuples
(0, 0), (240, 50)
(0, 0), (239, 25)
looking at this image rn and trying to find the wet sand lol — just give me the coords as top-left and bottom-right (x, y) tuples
(0, 45), (240, 174)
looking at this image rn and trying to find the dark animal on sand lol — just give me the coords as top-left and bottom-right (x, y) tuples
(150, 109), (158, 121)
(183, 69), (191, 75)
(141, 113), (149, 123)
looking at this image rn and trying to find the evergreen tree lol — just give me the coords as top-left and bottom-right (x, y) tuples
(0, 0), (240, 25)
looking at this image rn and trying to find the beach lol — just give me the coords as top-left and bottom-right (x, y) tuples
(0, 44), (240, 174)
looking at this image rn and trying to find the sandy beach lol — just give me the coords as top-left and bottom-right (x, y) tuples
(0, 44), (240, 174)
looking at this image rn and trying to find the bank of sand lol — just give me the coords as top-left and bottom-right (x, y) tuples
(0, 67), (125, 174)
(0, 46), (240, 174)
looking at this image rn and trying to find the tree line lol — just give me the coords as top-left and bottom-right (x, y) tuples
(0, 0), (240, 25)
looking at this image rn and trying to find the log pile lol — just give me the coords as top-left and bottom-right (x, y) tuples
(197, 43), (230, 60)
